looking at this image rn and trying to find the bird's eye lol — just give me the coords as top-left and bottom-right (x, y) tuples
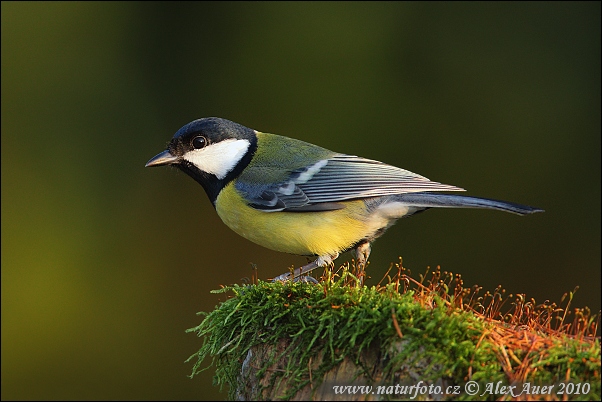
(192, 136), (208, 149)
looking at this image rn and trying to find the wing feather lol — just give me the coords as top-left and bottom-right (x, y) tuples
(235, 154), (464, 211)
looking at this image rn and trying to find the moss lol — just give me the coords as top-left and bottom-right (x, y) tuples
(187, 267), (600, 400)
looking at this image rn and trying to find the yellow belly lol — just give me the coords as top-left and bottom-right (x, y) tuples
(215, 182), (375, 256)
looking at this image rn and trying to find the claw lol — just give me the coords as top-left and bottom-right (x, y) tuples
(293, 275), (319, 284)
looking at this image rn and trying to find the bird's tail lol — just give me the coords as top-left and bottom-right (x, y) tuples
(394, 193), (544, 216)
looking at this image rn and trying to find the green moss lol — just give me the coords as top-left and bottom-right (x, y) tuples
(186, 269), (600, 400)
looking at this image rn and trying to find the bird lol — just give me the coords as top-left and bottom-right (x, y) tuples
(146, 117), (543, 282)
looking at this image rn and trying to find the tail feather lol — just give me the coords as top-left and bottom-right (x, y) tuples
(395, 193), (544, 216)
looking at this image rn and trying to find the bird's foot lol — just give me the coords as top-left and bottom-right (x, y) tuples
(272, 253), (338, 283)
(354, 242), (371, 285)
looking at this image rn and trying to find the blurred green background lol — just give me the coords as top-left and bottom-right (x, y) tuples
(2, 2), (600, 400)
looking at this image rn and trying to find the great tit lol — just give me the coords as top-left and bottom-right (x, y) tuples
(146, 117), (543, 281)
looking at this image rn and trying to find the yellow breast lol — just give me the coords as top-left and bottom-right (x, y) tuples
(215, 182), (376, 256)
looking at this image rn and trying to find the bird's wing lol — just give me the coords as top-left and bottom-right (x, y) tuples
(235, 154), (465, 212)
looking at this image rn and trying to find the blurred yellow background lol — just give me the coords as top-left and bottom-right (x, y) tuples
(2, 2), (600, 400)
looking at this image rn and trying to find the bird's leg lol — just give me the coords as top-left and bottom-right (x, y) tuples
(273, 253), (339, 282)
(354, 242), (371, 285)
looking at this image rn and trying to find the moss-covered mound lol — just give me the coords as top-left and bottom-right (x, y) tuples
(187, 267), (600, 400)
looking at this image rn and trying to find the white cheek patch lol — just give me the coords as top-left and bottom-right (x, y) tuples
(183, 139), (250, 180)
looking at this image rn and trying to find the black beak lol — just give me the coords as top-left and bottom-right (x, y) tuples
(145, 150), (179, 167)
